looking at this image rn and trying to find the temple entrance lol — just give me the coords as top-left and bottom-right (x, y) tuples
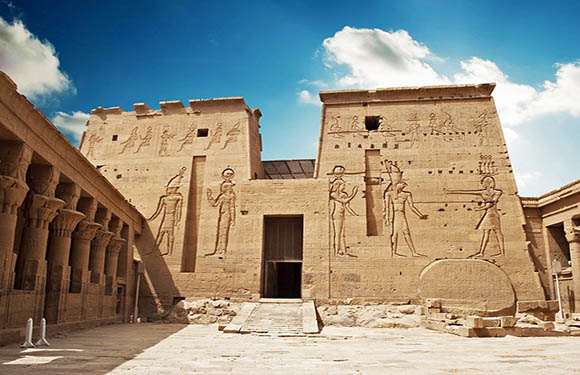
(262, 216), (303, 298)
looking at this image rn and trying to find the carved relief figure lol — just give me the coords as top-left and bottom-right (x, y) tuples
(206, 168), (236, 258)
(86, 133), (103, 158)
(159, 130), (175, 156)
(135, 126), (153, 153)
(329, 166), (359, 257)
(383, 162), (427, 257)
(205, 123), (223, 150)
(328, 116), (344, 138)
(475, 111), (491, 145)
(119, 127), (139, 154)
(406, 113), (421, 147)
(351, 115), (361, 137)
(146, 167), (185, 256)
(222, 121), (241, 149)
(444, 176), (505, 257)
(178, 124), (197, 152)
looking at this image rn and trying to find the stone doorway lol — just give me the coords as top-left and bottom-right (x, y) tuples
(262, 216), (303, 298)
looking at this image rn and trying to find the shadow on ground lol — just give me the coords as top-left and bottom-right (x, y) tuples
(0, 323), (187, 374)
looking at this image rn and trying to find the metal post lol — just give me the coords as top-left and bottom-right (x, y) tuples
(20, 318), (35, 348)
(35, 318), (50, 346)
(133, 271), (141, 323)
(552, 259), (564, 321)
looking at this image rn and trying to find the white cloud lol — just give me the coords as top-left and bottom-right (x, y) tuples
(314, 27), (580, 129)
(502, 127), (519, 143)
(0, 17), (73, 100)
(298, 79), (328, 88)
(298, 89), (321, 106)
(322, 27), (448, 88)
(51, 111), (89, 144)
(514, 171), (543, 189)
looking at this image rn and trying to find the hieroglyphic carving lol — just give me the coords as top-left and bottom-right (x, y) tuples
(329, 166), (359, 257)
(222, 121), (241, 149)
(206, 168), (236, 258)
(351, 115), (361, 137)
(474, 111), (491, 145)
(478, 154), (498, 176)
(383, 161), (427, 257)
(178, 124), (197, 152)
(146, 167), (185, 256)
(328, 116), (344, 138)
(158, 130), (175, 156)
(406, 113), (421, 147)
(86, 133), (102, 158)
(119, 127), (139, 154)
(135, 126), (153, 153)
(444, 175), (505, 257)
(205, 123), (223, 150)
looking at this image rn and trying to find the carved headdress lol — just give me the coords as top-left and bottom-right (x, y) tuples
(166, 167), (186, 189)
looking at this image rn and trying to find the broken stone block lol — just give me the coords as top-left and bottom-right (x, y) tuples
(482, 317), (500, 328)
(500, 316), (518, 328)
(465, 316), (484, 329)
(425, 299), (442, 308)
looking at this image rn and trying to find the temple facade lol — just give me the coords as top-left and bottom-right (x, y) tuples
(1, 70), (579, 343)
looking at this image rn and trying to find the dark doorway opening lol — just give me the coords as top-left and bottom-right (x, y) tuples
(262, 216), (303, 298)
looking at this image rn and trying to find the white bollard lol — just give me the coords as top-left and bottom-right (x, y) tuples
(35, 317), (50, 346)
(20, 318), (35, 348)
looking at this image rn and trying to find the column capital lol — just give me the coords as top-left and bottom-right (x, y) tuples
(72, 220), (102, 241)
(93, 230), (114, 248)
(0, 141), (32, 181)
(27, 164), (60, 198)
(51, 209), (85, 238)
(566, 227), (580, 244)
(107, 237), (126, 257)
(0, 175), (29, 214)
(56, 182), (81, 210)
(27, 194), (65, 229)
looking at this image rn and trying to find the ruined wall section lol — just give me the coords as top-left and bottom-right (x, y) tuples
(317, 85), (545, 303)
(80, 98), (263, 304)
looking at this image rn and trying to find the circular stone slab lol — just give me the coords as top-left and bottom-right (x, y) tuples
(418, 259), (516, 316)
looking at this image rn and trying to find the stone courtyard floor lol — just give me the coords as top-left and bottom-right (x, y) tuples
(1, 323), (579, 374)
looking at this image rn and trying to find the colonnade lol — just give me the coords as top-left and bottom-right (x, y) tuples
(0, 141), (129, 329)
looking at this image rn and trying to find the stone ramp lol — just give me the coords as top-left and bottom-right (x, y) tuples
(224, 300), (319, 335)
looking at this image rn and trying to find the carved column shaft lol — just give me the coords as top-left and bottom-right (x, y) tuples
(69, 220), (101, 293)
(0, 177), (29, 259)
(105, 237), (125, 277)
(566, 229), (580, 313)
(47, 209), (86, 266)
(89, 230), (114, 283)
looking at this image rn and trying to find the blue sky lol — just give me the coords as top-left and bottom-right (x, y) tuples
(1, 0), (579, 196)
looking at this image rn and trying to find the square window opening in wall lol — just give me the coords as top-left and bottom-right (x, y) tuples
(112, 135), (118, 141)
(365, 116), (380, 131)
(197, 128), (209, 137)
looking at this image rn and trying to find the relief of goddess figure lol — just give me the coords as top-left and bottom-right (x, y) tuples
(206, 168), (236, 258)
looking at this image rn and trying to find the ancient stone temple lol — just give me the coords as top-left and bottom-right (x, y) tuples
(78, 83), (562, 319)
(1, 70), (579, 342)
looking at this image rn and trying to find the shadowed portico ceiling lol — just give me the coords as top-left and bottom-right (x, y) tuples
(262, 159), (315, 179)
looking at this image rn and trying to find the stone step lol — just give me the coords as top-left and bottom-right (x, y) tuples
(224, 301), (320, 335)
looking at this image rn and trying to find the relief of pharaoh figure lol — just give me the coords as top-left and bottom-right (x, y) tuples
(119, 127), (139, 154)
(383, 161), (427, 257)
(159, 130), (175, 156)
(146, 167), (185, 256)
(205, 123), (223, 150)
(329, 166), (359, 257)
(444, 175), (505, 257)
(178, 124), (197, 152)
(135, 126), (153, 153)
(206, 168), (236, 258)
(86, 133), (102, 158)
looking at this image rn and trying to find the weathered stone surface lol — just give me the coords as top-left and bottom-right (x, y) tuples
(419, 259), (516, 316)
(317, 304), (422, 328)
(164, 299), (241, 325)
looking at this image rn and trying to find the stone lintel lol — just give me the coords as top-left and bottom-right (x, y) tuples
(319, 83), (496, 105)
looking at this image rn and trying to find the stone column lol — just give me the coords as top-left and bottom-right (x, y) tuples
(566, 226), (580, 314)
(90, 230), (114, 284)
(69, 198), (101, 294)
(14, 165), (64, 291)
(45, 183), (84, 324)
(105, 237), (126, 295)
(0, 142), (32, 329)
